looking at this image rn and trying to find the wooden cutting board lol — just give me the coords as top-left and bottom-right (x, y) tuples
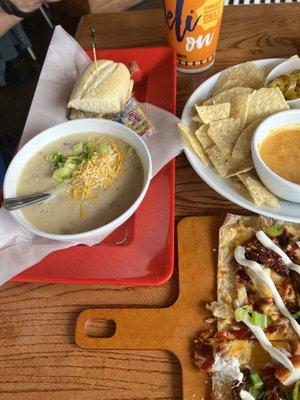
(75, 216), (224, 400)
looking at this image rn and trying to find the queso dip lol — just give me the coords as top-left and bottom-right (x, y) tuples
(17, 133), (144, 235)
(259, 125), (300, 185)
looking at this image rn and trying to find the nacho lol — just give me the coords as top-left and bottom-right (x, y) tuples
(192, 115), (202, 124)
(213, 62), (265, 95)
(178, 123), (209, 165)
(205, 145), (229, 176)
(246, 87), (289, 126)
(205, 146), (253, 177)
(203, 87), (254, 106)
(224, 156), (253, 178)
(237, 171), (279, 208)
(216, 214), (300, 340)
(207, 118), (242, 156)
(229, 93), (250, 131)
(232, 118), (263, 159)
(195, 124), (214, 150)
(195, 103), (231, 124)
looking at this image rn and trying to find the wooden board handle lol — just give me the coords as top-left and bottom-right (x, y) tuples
(75, 307), (210, 400)
(76, 307), (177, 350)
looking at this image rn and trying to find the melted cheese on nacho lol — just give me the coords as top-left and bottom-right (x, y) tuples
(241, 315), (294, 372)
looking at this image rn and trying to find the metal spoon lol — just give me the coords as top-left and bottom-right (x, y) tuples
(2, 192), (52, 211)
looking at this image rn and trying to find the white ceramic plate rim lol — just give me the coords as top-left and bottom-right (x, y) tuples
(181, 58), (300, 223)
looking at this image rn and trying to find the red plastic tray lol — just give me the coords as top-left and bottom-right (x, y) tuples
(12, 46), (177, 285)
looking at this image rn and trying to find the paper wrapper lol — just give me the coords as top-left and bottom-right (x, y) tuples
(0, 26), (183, 285)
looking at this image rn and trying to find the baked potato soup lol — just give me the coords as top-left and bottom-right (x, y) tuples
(17, 133), (144, 234)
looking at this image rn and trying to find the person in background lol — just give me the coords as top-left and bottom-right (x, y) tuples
(0, 0), (59, 36)
(0, 0), (60, 86)
(0, 1), (59, 186)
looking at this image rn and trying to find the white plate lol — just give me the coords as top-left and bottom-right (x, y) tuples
(181, 58), (300, 223)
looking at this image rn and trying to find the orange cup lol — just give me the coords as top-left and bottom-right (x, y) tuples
(164, 0), (224, 73)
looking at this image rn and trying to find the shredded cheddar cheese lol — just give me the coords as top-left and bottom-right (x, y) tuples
(70, 141), (126, 202)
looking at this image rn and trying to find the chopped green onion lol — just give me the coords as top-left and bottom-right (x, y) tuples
(99, 143), (110, 154)
(234, 305), (252, 322)
(249, 386), (263, 399)
(292, 311), (300, 321)
(72, 142), (84, 155)
(64, 162), (77, 171)
(52, 167), (73, 182)
(46, 139), (111, 184)
(83, 141), (96, 160)
(249, 372), (264, 389)
(250, 311), (268, 329)
(293, 381), (300, 400)
(246, 371), (264, 399)
(286, 390), (294, 400)
(66, 155), (79, 162)
(267, 224), (284, 237)
(46, 153), (65, 165)
(46, 153), (57, 164)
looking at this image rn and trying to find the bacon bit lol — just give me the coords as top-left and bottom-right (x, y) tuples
(194, 336), (214, 373)
(199, 357), (214, 373)
(236, 267), (251, 285)
(227, 324), (253, 340)
(261, 366), (285, 400)
(277, 279), (298, 312)
(251, 296), (274, 312)
(243, 236), (289, 276)
(286, 242), (299, 260)
(194, 341), (213, 359)
(291, 270), (300, 293)
(292, 341), (300, 355)
(264, 325), (278, 334)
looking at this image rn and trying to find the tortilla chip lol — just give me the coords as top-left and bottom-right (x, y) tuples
(205, 145), (229, 176)
(229, 93), (250, 131)
(230, 176), (249, 194)
(178, 123), (209, 165)
(213, 62), (265, 95)
(195, 124), (214, 150)
(232, 118), (263, 159)
(237, 171), (279, 208)
(195, 103), (231, 124)
(207, 118), (241, 156)
(215, 78), (247, 94)
(192, 115), (202, 123)
(203, 87), (254, 106)
(224, 156), (253, 178)
(205, 145), (252, 177)
(246, 87), (289, 125)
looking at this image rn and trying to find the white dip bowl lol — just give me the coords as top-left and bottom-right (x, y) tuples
(252, 110), (300, 203)
(265, 58), (300, 109)
(3, 119), (152, 241)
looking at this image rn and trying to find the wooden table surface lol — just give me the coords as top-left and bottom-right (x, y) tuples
(1, 5), (299, 400)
